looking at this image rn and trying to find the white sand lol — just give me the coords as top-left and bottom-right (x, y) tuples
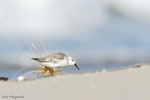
(0, 64), (150, 100)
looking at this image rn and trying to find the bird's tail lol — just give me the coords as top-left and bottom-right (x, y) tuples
(31, 58), (40, 61)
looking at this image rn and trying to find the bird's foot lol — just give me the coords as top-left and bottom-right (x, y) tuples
(41, 66), (61, 77)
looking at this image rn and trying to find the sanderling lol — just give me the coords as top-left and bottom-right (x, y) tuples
(31, 53), (79, 76)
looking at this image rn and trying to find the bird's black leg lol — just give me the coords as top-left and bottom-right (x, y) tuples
(45, 66), (54, 76)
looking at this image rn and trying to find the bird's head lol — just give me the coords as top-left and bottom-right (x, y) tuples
(67, 56), (79, 70)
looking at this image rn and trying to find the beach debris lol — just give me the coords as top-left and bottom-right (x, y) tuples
(0, 77), (8, 81)
(132, 64), (141, 68)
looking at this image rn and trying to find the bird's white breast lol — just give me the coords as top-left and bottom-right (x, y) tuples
(41, 58), (69, 68)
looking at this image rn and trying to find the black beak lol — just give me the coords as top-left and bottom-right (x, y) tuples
(74, 64), (80, 70)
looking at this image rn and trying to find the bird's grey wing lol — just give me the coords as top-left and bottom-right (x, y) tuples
(32, 53), (66, 63)
(47, 53), (66, 63)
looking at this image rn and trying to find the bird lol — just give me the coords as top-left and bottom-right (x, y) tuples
(31, 53), (79, 76)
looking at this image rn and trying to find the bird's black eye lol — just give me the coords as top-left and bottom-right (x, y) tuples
(72, 59), (74, 61)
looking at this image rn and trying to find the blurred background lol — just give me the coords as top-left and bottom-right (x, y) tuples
(0, 0), (150, 78)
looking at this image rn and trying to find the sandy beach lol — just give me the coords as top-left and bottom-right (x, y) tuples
(0, 64), (150, 100)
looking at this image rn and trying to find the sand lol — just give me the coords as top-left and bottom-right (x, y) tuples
(0, 64), (150, 100)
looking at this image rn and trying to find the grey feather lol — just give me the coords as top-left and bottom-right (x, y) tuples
(32, 53), (66, 63)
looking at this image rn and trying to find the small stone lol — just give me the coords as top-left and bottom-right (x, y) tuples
(18, 76), (26, 81)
